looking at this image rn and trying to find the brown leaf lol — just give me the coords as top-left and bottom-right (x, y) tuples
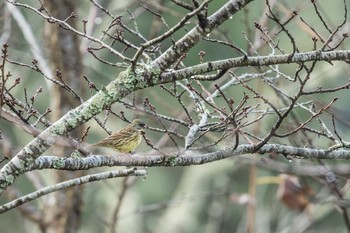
(276, 174), (313, 211)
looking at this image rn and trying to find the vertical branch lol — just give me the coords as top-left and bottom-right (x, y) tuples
(41, 1), (85, 232)
(246, 165), (256, 233)
(0, 44), (9, 108)
(109, 177), (136, 233)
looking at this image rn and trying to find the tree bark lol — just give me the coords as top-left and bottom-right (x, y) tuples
(41, 1), (84, 232)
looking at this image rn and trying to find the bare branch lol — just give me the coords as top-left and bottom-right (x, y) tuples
(0, 168), (147, 214)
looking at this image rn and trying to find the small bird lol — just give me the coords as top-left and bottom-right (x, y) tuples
(91, 119), (146, 153)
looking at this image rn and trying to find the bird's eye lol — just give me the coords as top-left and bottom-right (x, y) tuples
(139, 123), (145, 127)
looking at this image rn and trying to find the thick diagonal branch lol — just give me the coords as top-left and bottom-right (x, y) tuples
(151, 0), (254, 70)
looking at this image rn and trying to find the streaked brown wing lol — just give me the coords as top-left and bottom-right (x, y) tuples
(112, 129), (137, 147)
(93, 127), (133, 147)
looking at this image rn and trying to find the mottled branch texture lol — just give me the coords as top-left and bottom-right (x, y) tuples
(23, 144), (350, 173)
(160, 50), (350, 82)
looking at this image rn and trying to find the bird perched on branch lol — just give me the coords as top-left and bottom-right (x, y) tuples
(91, 119), (145, 153)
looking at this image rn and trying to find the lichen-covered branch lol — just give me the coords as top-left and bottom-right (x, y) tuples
(24, 144), (350, 172)
(159, 50), (350, 83)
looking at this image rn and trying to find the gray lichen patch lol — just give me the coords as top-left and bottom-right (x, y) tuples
(115, 64), (161, 90)
(64, 111), (82, 130)
(53, 158), (65, 169)
(49, 123), (68, 136)
(5, 175), (14, 183)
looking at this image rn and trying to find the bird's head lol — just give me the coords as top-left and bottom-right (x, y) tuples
(131, 119), (146, 131)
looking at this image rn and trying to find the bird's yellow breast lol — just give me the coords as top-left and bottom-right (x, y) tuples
(115, 133), (142, 153)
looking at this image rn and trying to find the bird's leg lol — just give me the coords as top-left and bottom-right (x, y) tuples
(130, 150), (136, 155)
